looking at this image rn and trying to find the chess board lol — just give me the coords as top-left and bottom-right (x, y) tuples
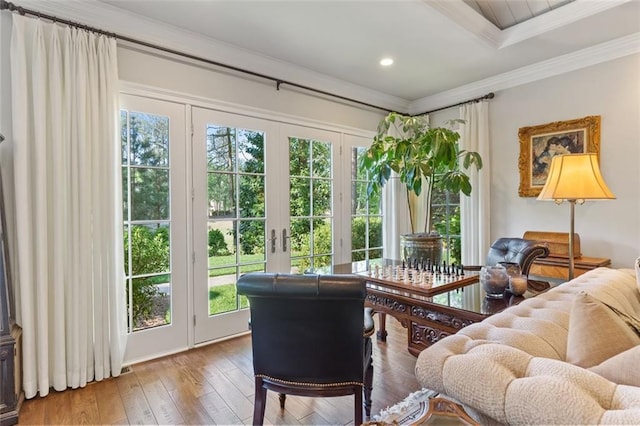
(358, 264), (480, 297)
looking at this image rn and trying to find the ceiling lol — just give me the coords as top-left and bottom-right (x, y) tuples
(464, 0), (575, 29)
(21, 0), (640, 112)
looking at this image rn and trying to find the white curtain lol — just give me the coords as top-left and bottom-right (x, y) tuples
(10, 14), (125, 398)
(382, 175), (411, 260)
(459, 102), (491, 310)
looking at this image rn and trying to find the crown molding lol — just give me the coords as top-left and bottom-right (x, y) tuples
(408, 32), (640, 115)
(12, 0), (410, 113)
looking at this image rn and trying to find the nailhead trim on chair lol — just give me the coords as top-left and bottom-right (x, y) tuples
(256, 374), (363, 388)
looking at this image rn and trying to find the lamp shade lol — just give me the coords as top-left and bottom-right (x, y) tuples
(537, 153), (615, 201)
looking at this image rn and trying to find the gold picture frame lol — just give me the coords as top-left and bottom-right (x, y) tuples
(518, 115), (601, 197)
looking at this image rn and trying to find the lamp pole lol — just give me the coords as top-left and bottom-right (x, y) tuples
(568, 199), (576, 280)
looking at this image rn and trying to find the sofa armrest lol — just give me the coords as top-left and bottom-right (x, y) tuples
(416, 343), (640, 424)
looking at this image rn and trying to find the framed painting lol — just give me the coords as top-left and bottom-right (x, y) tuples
(518, 115), (601, 197)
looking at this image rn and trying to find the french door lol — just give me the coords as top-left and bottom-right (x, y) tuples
(118, 95), (373, 355)
(192, 109), (342, 343)
(120, 94), (189, 363)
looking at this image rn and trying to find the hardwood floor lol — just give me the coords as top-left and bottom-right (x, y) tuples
(18, 316), (421, 425)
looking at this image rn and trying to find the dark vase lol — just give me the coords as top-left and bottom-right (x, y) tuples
(400, 232), (443, 265)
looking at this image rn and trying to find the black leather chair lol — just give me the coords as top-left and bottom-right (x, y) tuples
(485, 237), (549, 276)
(466, 237), (550, 291)
(236, 272), (373, 426)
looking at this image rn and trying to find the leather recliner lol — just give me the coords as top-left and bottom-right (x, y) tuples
(236, 272), (373, 426)
(465, 237), (550, 291)
(485, 237), (549, 277)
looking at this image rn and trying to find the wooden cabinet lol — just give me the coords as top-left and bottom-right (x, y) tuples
(523, 230), (611, 280)
(1, 325), (21, 426)
(529, 256), (611, 280)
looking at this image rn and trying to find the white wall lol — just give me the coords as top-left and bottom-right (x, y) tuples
(432, 54), (640, 268)
(117, 45), (384, 132)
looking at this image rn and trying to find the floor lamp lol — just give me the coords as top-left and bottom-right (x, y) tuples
(537, 153), (615, 280)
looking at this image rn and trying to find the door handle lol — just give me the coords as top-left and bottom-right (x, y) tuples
(282, 229), (290, 252)
(269, 229), (277, 254)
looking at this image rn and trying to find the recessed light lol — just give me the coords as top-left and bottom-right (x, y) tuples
(380, 58), (394, 66)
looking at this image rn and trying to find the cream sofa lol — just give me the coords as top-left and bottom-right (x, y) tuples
(414, 267), (640, 425)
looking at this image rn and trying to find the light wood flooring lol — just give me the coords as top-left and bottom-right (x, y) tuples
(17, 316), (421, 425)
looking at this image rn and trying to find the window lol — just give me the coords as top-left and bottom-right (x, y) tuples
(431, 189), (461, 265)
(289, 137), (334, 274)
(350, 147), (383, 272)
(121, 110), (172, 332)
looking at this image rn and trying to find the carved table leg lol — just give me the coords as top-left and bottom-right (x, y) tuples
(376, 312), (387, 342)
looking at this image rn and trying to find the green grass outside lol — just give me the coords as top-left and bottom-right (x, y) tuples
(209, 283), (249, 315)
(208, 253), (264, 276)
(205, 252), (314, 313)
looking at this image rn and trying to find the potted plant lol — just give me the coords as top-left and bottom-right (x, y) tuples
(361, 112), (483, 263)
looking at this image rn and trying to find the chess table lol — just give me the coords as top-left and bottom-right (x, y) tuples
(360, 266), (531, 356)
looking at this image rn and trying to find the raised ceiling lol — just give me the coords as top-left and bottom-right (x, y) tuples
(15, 0), (640, 112)
(464, 0), (575, 29)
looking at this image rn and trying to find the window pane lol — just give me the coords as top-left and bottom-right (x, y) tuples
(370, 249), (383, 263)
(239, 219), (265, 264)
(290, 177), (310, 216)
(351, 217), (366, 250)
(313, 219), (332, 255)
(208, 267), (238, 316)
(131, 168), (169, 221)
(369, 217), (383, 247)
(239, 175), (264, 218)
(129, 112), (169, 167)
(312, 141), (331, 178)
(128, 224), (170, 275)
(208, 172), (236, 218)
(431, 190), (446, 205)
(238, 129), (264, 173)
(289, 138), (310, 176)
(352, 147), (367, 181)
(291, 257), (306, 274)
(368, 192), (381, 215)
(207, 126), (236, 172)
(290, 218), (310, 256)
(314, 255), (332, 273)
(352, 181), (368, 215)
(312, 179), (331, 216)
(129, 275), (171, 331)
(207, 222), (233, 262)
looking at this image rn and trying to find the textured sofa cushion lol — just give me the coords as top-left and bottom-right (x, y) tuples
(566, 292), (640, 368)
(414, 268), (640, 425)
(589, 345), (640, 386)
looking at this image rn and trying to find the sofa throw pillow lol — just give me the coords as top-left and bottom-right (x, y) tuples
(566, 292), (640, 368)
(588, 345), (640, 386)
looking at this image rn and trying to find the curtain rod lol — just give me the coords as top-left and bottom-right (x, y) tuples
(416, 92), (495, 116)
(0, 0), (396, 114)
